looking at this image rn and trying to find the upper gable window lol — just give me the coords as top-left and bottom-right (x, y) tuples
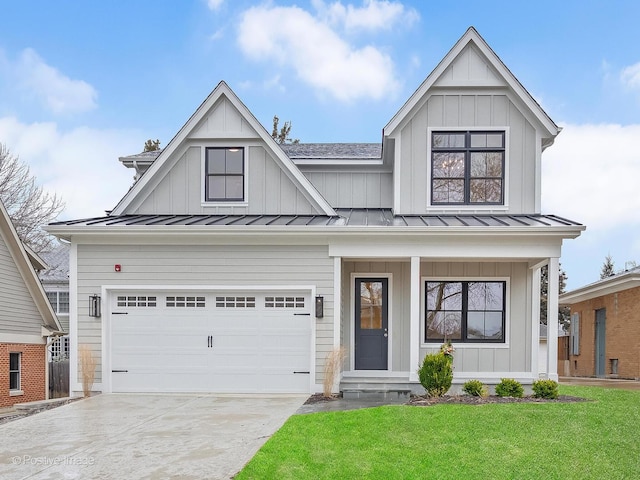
(431, 131), (505, 205)
(205, 147), (244, 202)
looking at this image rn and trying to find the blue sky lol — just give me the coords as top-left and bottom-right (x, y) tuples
(1, 0), (640, 289)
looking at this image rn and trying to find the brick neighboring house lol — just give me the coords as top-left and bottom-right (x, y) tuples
(0, 199), (63, 408)
(560, 268), (640, 379)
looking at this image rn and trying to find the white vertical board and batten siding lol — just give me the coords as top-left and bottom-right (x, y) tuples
(126, 94), (320, 216)
(421, 262), (531, 374)
(0, 235), (43, 337)
(303, 172), (393, 208)
(391, 42), (541, 215)
(75, 244), (334, 386)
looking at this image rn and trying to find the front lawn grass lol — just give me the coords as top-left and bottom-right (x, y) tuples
(237, 386), (640, 479)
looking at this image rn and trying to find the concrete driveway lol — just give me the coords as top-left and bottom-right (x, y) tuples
(0, 393), (306, 480)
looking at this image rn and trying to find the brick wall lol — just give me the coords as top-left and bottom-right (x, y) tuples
(0, 343), (46, 408)
(569, 286), (640, 379)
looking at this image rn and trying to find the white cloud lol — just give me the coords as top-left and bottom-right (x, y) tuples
(313, 0), (419, 31)
(0, 117), (141, 220)
(542, 123), (640, 231)
(621, 62), (640, 90)
(207, 0), (224, 11)
(13, 49), (98, 115)
(237, 4), (400, 101)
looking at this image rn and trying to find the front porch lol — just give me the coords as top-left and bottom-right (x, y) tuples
(331, 251), (564, 396)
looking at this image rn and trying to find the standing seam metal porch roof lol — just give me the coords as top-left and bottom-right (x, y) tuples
(49, 209), (583, 229)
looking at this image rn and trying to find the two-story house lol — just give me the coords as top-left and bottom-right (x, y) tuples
(47, 28), (584, 396)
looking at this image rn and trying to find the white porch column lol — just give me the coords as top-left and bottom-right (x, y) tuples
(409, 256), (421, 382)
(531, 265), (541, 378)
(547, 257), (560, 381)
(333, 256), (342, 349)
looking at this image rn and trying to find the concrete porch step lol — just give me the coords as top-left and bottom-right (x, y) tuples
(341, 388), (411, 401)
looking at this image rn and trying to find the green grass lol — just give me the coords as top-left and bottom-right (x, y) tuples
(236, 386), (640, 479)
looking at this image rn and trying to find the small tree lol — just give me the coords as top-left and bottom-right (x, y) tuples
(600, 254), (615, 279)
(540, 263), (570, 331)
(143, 139), (161, 152)
(0, 143), (64, 253)
(418, 342), (454, 397)
(271, 116), (299, 144)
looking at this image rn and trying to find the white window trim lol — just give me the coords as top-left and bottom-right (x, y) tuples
(9, 352), (21, 392)
(46, 289), (70, 315)
(349, 273), (393, 372)
(421, 276), (511, 349)
(426, 127), (510, 211)
(200, 145), (249, 207)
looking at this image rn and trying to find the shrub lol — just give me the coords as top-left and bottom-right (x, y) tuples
(532, 379), (559, 399)
(418, 352), (453, 397)
(462, 379), (487, 397)
(495, 378), (524, 398)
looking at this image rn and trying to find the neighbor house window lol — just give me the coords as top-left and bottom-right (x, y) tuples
(431, 131), (505, 205)
(425, 281), (506, 343)
(205, 147), (244, 201)
(46, 290), (69, 314)
(9, 352), (21, 391)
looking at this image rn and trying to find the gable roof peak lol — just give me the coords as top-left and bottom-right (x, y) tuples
(384, 26), (559, 140)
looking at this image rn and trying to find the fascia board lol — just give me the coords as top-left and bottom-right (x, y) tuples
(384, 27), (558, 139)
(560, 275), (640, 305)
(45, 224), (585, 240)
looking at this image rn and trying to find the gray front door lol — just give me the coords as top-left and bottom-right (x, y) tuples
(595, 308), (606, 377)
(355, 278), (388, 370)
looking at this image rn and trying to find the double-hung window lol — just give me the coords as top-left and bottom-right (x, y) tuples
(425, 281), (506, 343)
(431, 131), (505, 205)
(46, 291), (69, 314)
(205, 147), (244, 202)
(9, 352), (21, 391)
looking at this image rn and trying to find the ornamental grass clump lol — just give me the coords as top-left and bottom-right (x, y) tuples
(532, 379), (559, 399)
(495, 378), (524, 398)
(418, 342), (454, 397)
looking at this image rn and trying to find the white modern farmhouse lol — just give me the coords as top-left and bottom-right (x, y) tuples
(48, 28), (583, 397)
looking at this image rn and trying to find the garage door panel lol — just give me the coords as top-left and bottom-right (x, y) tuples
(110, 290), (312, 393)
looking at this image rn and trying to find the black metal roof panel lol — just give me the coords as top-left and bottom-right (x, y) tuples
(49, 209), (582, 229)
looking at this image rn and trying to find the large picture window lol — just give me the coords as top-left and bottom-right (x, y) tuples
(205, 147), (244, 202)
(431, 131), (505, 205)
(425, 281), (506, 343)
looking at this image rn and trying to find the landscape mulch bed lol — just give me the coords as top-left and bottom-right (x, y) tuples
(407, 394), (588, 406)
(303, 393), (588, 407)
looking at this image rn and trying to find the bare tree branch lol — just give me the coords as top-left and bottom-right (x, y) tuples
(0, 143), (64, 253)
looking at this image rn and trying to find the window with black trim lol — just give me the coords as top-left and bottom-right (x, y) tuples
(431, 131), (505, 205)
(205, 147), (244, 202)
(9, 352), (21, 391)
(425, 281), (506, 342)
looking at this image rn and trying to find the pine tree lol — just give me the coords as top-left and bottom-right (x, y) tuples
(600, 254), (615, 279)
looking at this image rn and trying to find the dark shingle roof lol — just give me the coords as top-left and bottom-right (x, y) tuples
(280, 143), (381, 159)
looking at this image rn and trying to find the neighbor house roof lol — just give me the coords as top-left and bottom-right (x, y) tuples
(39, 242), (70, 283)
(0, 199), (62, 333)
(560, 267), (640, 305)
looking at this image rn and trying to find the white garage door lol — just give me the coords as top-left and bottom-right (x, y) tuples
(109, 290), (312, 393)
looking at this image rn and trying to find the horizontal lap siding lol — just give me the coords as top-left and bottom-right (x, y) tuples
(76, 244), (334, 386)
(0, 237), (43, 336)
